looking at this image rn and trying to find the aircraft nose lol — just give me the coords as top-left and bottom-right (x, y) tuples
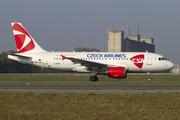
(168, 61), (174, 70)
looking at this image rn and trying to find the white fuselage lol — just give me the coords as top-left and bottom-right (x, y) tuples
(8, 23), (175, 81)
(8, 52), (174, 73)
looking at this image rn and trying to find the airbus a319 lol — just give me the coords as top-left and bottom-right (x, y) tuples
(8, 23), (174, 82)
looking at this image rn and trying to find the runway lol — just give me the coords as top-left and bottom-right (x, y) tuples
(1, 85), (180, 94)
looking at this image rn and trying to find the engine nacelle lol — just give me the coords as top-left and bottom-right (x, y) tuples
(108, 67), (127, 79)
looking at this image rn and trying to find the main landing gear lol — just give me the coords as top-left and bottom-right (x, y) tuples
(147, 72), (151, 82)
(89, 75), (98, 82)
(89, 73), (152, 82)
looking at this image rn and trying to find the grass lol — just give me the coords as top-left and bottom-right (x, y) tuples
(0, 75), (180, 85)
(1, 75), (180, 119)
(0, 92), (180, 120)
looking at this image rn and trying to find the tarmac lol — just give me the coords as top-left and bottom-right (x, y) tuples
(0, 85), (180, 94)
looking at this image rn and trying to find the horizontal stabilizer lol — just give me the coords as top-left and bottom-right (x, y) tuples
(7, 53), (32, 59)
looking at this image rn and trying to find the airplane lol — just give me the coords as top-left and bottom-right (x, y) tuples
(8, 23), (174, 82)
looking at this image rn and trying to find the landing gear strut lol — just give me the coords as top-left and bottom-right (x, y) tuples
(147, 72), (151, 82)
(89, 75), (98, 82)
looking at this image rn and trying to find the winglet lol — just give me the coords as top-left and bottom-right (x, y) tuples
(61, 55), (67, 60)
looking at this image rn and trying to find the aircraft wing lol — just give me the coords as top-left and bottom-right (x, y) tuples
(61, 55), (107, 71)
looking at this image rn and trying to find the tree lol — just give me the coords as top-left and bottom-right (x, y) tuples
(0, 60), (4, 73)
(0, 50), (61, 73)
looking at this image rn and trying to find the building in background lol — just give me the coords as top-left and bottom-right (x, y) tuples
(170, 63), (180, 73)
(108, 30), (125, 52)
(108, 26), (155, 53)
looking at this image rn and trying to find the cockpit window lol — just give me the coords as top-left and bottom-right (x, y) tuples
(159, 57), (167, 61)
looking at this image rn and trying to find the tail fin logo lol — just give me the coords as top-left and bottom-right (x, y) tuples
(12, 23), (35, 53)
(131, 54), (144, 68)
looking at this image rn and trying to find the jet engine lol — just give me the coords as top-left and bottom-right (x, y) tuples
(107, 67), (127, 78)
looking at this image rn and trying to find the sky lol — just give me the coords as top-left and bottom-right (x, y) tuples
(0, 0), (180, 64)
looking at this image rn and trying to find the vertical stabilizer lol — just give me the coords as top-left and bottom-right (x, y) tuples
(11, 23), (46, 53)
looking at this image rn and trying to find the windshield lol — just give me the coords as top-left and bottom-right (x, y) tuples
(159, 57), (167, 61)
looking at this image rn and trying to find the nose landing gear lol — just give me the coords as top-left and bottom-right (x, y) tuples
(147, 72), (151, 82)
(147, 77), (151, 82)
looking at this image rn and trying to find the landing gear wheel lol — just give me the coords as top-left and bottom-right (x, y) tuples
(89, 75), (98, 82)
(94, 76), (98, 81)
(146, 72), (151, 82)
(147, 78), (151, 82)
(89, 76), (95, 81)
